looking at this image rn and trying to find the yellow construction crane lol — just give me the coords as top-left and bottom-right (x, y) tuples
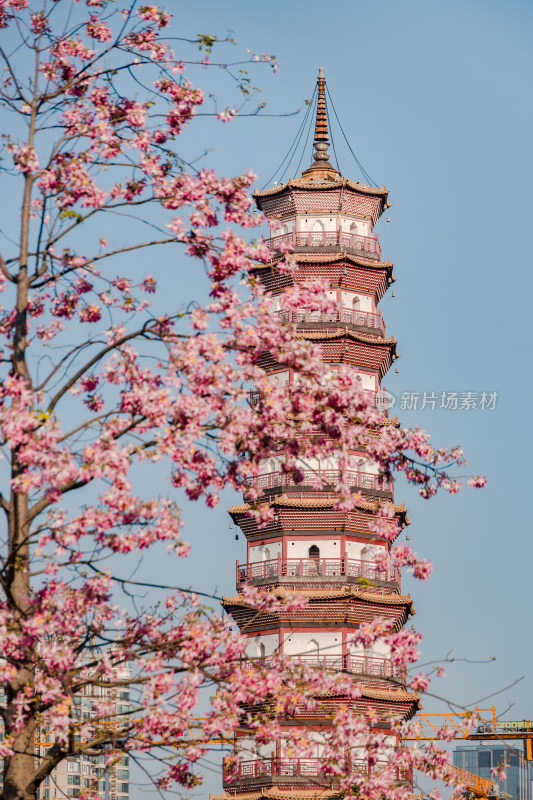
(34, 719), (231, 747)
(31, 706), (533, 800)
(445, 764), (509, 800)
(404, 707), (533, 759)
(405, 707), (533, 800)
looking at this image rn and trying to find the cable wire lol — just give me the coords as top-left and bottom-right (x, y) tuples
(277, 91), (315, 185)
(327, 98), (341, 174)
(260, 86), (316, 189)
(260, 111), (307, 189)
(275, 86), (315, 184)
(326, 86), (378, 187)
(293, 89), (318, 178)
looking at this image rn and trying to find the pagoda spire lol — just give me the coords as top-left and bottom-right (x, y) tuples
(300, 68), (340, 180)
(313, 66), (330, 163)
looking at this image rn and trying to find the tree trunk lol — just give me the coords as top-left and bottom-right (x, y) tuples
(2, 152), (38, 800)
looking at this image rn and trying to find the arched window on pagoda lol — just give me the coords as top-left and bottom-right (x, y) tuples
(310, 218), (324, 246)
(257, 642), (266, 659)
(306, 639), (320, 665)
(308, 545), (320, 575)
(364, 643), (379, 674)
(352, 295), (361, 323)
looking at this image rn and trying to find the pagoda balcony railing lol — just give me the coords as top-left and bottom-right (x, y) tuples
(246, 469), (393, 494)
(277, 307), (385, 335)
(267, 230), (381, 258)
(249, 388), (389, 412)
(223, 757), (412, 785)
(242, 653), (404, 680)
(237, 556), (400, 588)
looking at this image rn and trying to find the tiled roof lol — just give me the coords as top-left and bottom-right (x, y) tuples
(222, 587), (414, 610)
(362, 686), (418, 702)
(298, 329), (396, 346)
(253, 253), (393, 271)
(315, 686), (417, 702)
(211, 791), (335, 800)
(228, 495), (407, 514)
(252, 177), (389, 201)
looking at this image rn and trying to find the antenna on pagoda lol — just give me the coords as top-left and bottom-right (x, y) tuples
(300, 67), (340, 180)
(313, 66), (331, 164)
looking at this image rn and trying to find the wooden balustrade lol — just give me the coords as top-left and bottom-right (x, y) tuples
(236, 556), (400, 587)
(277, 307), (385, 335)
(267, 230), (381, 258)
(246, 469), (392, 493)
(223, 757), (411, 784)
(241, 653), (403, 679)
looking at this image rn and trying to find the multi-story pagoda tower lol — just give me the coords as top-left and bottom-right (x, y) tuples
(217, 69), (418, 800)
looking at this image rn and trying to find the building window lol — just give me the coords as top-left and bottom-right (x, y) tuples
(308, 545), (320, 572)
(478, 751), (491, 768)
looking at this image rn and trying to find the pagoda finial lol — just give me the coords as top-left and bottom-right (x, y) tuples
(313, 66), (330, 163)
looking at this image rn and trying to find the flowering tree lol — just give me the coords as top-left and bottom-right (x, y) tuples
(0, 2), (487, 800)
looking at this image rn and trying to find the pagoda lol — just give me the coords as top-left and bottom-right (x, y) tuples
(216, 69), (418, 800)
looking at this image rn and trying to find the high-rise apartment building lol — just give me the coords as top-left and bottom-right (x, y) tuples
(1, 666), (131, 800)
(453, 743), (529, 800)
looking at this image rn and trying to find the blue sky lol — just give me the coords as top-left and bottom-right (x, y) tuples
(172, 0), (533, 705)
(152, 0), (533, 795)
(3, 0), (531, 795)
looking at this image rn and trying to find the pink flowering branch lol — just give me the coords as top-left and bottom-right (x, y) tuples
(0, 3), (487, 800)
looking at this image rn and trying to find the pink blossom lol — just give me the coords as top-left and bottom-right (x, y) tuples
(0, 6), (486, 797)
(30, 11), (49, 34)
(138, 4), (171, 27)
(86, 14), (111, 41)
(9, 143), (40, 173)
(141, 274), (157, 293)
(217, 107), (237, 123)
(79, 304), (102, 322)
(468, 474), (487, 487)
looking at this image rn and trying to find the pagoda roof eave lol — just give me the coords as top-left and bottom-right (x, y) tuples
(222, 586), (415, 611)
(298, 329), (396, 348)
(327, 686), (419, 703)
(228, 494), (409, 520)
(252, 253), (394, 272)
(210, 792), (335, 800)
(210, 793), (336, 800)
(253, 177), (390, 206)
